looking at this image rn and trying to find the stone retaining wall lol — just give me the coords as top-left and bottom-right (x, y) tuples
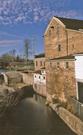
(0, 71), (34, 86)
(50, 104), (83, 135)
(21, 72), (33, 85)
(33, 83), (46, 97)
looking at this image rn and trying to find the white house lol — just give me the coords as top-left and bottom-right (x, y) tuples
(75, 54), (83, 102)
(33, 69), (46, 97)
(34, 69), (46, 85)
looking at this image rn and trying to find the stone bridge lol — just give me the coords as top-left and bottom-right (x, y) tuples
(0, 71), (33, 87)
(0, 71), (34, 117)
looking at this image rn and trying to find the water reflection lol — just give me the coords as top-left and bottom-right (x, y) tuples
(0, 98), (76, 135)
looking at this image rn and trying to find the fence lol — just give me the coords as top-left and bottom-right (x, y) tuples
(71, 97), (83, 120)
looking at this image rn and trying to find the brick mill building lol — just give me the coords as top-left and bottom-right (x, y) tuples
(44, 16), (83, 109)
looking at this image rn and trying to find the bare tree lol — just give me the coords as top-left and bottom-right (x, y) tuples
(24, 39), (30, 60)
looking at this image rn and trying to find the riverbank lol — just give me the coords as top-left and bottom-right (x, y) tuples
(0, 84), (34, 117)
(34, 94), (83, 135)
(0, 97), (76, 135)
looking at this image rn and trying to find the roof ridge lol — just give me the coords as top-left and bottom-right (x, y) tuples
(54, 16), (83, 22)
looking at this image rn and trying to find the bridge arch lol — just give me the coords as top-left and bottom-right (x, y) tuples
(0, 72), (8, 85)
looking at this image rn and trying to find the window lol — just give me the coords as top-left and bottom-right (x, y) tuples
(43, 77), (45, 80)
(35, 75), (36, 78)
(65, 62), (69, 68)
(39, 76), (41, 79)
(58, 44), (61, 51)
(44, 62), (45, 67)
(51, 26), (54, 29)
(72, 44), (74, 49)
(57, 62), (60, 68)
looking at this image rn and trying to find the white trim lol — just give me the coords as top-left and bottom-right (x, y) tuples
(44, 16), (65, 35)
(74, 54), (83, 56)
(67, 28), (83, 34)
(76, 81), (79, 100)
(76, 78), (83, 83)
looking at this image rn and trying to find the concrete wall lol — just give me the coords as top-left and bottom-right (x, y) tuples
(0, 71), (34, 86)
(33, 83), (46, 97)
(21, 72), (33, 85)
(50, 104), (83, 135)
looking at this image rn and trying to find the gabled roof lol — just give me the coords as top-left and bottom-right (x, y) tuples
(34, 70), (41, 74)
(54, 16), (83, 30)
(44, 16), (83, 35)
(35, 53), (45, 58)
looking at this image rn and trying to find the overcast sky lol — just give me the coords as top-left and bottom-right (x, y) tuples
(0, 0), (83, 56)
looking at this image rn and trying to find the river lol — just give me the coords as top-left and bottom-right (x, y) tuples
(0, 97), (76, 135)
(0, 69), (7, 73)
